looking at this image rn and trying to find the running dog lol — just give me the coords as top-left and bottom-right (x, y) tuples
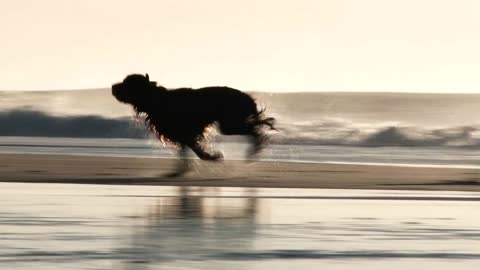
(112, 73), (276, 176)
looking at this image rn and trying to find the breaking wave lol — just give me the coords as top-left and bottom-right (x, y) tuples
(2, 109), (480, 148)
(0, 109), (147, 138)
(275, 118), (480, 147)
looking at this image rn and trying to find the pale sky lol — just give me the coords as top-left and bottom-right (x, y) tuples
(2, 0), (480, 92)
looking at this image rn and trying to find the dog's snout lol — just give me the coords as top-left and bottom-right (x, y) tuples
(111, 83), (121, 95)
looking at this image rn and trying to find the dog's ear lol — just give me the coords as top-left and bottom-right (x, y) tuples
(145, 73), (150, 81)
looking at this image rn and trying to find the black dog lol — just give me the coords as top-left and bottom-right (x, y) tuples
(112, 74), (276, 176)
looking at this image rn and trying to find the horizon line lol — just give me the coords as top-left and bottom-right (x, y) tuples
(2, 87), (480, 95)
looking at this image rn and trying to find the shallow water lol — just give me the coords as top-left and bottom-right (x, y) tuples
(3, 136), (480, 168)
(1, 183), (480, 269)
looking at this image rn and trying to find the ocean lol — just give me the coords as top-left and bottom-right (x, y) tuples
(1, 90), (480, 167)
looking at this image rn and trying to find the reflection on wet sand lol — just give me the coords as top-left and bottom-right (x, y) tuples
(120, 187), (259, 269)
(1, 183), (480, 270)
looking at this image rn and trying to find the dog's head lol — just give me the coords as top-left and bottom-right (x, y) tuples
(112, 73), (162, 105)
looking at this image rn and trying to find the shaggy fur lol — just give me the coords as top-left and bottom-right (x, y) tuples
(112, 74), (276, 176)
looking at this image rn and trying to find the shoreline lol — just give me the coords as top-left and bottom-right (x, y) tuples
(1, 153), (480, 191)
(3, 150), (480, 170)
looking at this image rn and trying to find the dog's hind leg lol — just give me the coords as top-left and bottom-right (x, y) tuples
(166, 144), (191, 178)
(246, 117), (276, 160)
(247, 130), (268, 160)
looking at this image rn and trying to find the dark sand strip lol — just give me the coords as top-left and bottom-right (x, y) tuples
(1, 154), (480, 191)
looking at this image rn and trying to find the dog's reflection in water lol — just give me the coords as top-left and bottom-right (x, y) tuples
(120, 187), (259, 268)
(112, 73), (276, 177)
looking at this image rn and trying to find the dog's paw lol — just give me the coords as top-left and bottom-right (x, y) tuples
(164, 161), (190, 178)
(164, 170), (187, 178)
(245, 155), (258, 163)
(209, 151), (224, 161)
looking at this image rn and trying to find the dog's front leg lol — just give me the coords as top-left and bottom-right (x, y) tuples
(165, 144), (191, 178)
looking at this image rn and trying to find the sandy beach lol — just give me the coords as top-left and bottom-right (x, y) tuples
(2, 154), (480, 270)
(1, 153), (480, 191)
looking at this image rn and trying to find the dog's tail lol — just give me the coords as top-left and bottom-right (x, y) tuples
(251, 107), (278, 131)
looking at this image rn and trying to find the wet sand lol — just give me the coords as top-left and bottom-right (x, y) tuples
(1, 153), (480, 191)
(1, 183), (480, 270)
